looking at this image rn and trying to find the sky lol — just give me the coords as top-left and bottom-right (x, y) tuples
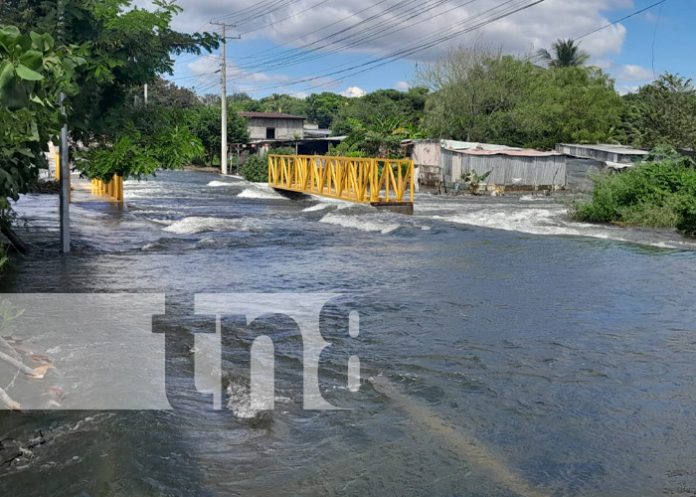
(141, 0), (693, 98)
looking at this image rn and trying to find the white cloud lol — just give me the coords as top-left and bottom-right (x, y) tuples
(183, 55), (338, 96)
(341, 86), (367, 98)
(140, 0), (632, 63)
(616, 64), (653, 82)
(395, 81), (411, 91)
(139, 0), (653, 96)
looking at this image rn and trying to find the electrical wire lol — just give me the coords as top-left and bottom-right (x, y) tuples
(228, 0), (546, 95)
(576, 0), (668, 41)
(238, 0), (484, 72)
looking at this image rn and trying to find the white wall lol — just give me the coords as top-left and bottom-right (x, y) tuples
(247, 118), (305, 140)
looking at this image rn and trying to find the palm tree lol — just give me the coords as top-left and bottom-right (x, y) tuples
(537, 39), (590, 68)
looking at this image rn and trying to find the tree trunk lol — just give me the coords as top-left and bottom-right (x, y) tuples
(1, 223), (29, 255)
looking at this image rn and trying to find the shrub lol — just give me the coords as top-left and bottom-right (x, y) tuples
(573, 153), (696, 236)
(240, 148), (295, 182)
(240, 154), (267, 183)
(268, 147), (295, 156)
(675, 196), (696, 236)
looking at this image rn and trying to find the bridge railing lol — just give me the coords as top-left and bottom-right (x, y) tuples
(268, 155), (415, 204)
(90, 175), (124, 203)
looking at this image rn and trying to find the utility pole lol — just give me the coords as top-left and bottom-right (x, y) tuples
(144, 84), (148, 105)
(210, 21), (239, 176)
(58, 0), (70, 253)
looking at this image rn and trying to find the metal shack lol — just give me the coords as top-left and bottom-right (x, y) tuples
(556, 143), (649, 192)
(555, 143), (649, 164)
(441, 142), (566, 191)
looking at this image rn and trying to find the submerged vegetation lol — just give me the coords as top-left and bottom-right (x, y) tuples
(573, 150), (696, 236)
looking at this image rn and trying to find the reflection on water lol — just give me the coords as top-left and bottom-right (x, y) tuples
(1, 171), (696, 496)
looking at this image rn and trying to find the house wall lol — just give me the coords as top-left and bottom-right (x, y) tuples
(247, 118), (305, 140)
(410, 141), (442, 187)
(441, 148), (567, 189)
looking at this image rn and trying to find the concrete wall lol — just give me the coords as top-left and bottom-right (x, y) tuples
(247, 118), (305, 141)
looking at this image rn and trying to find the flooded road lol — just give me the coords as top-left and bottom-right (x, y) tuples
(1, 170), (696, 497)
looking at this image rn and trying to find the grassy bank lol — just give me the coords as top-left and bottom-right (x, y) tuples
(573, 153), (696, 237)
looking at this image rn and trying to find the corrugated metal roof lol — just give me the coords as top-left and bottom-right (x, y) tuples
(458, 148), (562, 157)
(557, 143), (648, 155)
(239, 111), (306, 120)
(443, 140), (561, 157)
(441, 140), (516, 152)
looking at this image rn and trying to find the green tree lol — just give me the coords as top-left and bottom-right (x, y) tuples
(421, 50), (622, 149)
(421, 51), (537, 142)
(228, 92), (261, 112)
(512, 66), (623, 149)
(146, 76), (198, 108)
(305, 92), (349, 129)
(335, 116), (414, 158)
(537, 39), (590, 68)
(622, 73), (696, 151)
(188, 104), (249, 165)
(2, 0), (218, 180)
(257, 93), (308, 116)
(332, 88), (427, 136)
(0, 25), (83, 206)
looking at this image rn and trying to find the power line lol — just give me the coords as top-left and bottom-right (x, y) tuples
(213, 0), (288, 22)
(238, 0), (443, 70)
(238, 0), (334, 35)
(232, 0), (546, 95)
(239, 0), (484, 73)
(576, 0), (668, 41)
(215, 0), (300, 25)
(235, 0), (393, 60)
(171, 0), (671, 100)
(651, 2), (665, 78)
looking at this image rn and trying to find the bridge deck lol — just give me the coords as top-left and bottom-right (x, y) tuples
(268, 155), (415, 207)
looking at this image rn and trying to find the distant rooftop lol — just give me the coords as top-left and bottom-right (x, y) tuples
(239, 111), (306, 120)
(557, 143), (649, 156)
(304, 128), (333, 138)
(442, 140), (562, 157)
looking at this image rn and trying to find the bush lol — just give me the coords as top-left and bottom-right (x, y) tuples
(675, 196), (696, 236)
(240, 148), (295, 182)
(240, 154), (267, 183)
(268, 147), (295, 156)
(573, 153), (696, 236)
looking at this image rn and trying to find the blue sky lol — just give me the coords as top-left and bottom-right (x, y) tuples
(610, 0), (692, 92)
(153, 0), (693, 98)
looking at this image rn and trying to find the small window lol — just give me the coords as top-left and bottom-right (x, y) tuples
(266, 127), (276, 139)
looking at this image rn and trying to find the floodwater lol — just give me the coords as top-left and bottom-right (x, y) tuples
(1, 171), (696, 497)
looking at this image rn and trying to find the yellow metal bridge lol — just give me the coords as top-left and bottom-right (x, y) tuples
(268, 155), (415, 213)
(90, 175), (124, 203)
